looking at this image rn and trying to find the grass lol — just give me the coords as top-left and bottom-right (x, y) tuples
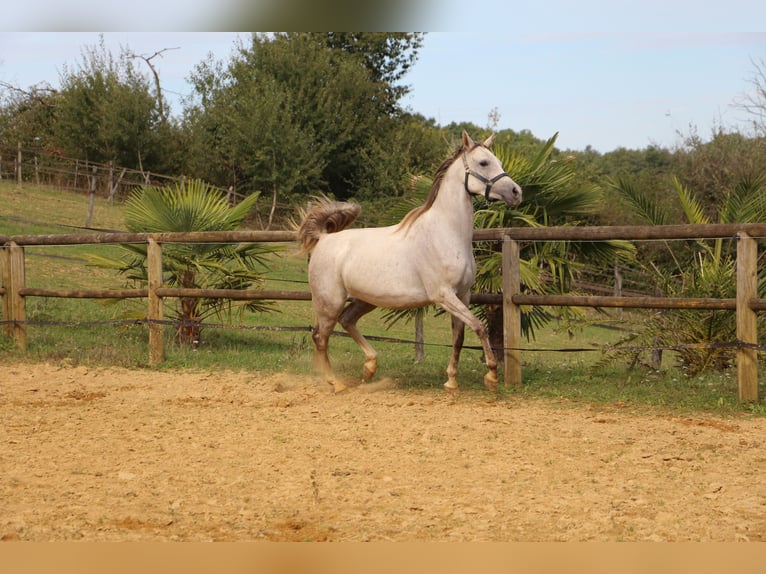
(2, 181), (764, 416)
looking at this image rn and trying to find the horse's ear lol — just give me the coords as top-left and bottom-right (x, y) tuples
(482, 133), (495, 148)
(461, 130), (475, 149)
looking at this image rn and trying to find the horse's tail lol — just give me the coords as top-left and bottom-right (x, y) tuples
(294, 196), (361, 254)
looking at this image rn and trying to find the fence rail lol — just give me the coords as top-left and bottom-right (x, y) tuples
(2, 223), (764, 402)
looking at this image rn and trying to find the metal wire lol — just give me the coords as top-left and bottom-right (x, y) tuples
(2, 318), (764, 353)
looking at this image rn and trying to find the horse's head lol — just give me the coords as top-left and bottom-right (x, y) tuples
(461, 131), (522, 207)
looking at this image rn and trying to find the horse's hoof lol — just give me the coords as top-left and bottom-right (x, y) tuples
(443, 379), (458, 391)
(332, 381), (349, 395)
(483, 373), (499, 392)
(363, 359), (377, 381)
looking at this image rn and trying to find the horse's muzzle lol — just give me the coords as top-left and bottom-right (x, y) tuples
(495, 179), (523, 207)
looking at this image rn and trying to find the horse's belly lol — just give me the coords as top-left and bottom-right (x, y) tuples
(347, 284), (430, 310)
(343, 261), (430, 309)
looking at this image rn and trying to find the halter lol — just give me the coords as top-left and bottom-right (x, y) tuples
(461, 152), (512, 200)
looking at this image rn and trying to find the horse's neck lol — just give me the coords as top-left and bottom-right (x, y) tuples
(417, 176), (475, 244)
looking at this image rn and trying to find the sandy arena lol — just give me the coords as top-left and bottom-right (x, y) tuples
(1, 362), (764, 541)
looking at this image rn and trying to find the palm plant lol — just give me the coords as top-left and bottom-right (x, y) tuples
(88, 179), (274, 346)
(607, 174), (766, 374)
(472, 133), (635, 351)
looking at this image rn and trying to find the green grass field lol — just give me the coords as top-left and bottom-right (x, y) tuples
(1, 181), (763, 415)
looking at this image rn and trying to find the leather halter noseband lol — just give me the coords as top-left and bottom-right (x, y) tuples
(462, 152), (512, 200)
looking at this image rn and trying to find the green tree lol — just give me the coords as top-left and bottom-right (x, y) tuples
(319, 32), (424, 115)
(672, 127), (766, 214)
(0, 82), (60, 153)
(88, 179), (273, 346)
(184, 32), (424, 209)
(574, 144), (677, 226)
(55, 36), (160, 168)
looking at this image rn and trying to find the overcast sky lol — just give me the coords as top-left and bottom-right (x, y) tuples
(2, 2), (766, 152)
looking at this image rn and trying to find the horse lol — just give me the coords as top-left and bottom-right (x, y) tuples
(296, 131), (522, 393)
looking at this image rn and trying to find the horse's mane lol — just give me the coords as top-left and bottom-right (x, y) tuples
(397, 141), (481, 232)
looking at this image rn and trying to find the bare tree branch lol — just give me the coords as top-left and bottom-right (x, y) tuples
(0, 80), (58, 107)
(735, 57), (766, 136)
(128, 47), (180, 123)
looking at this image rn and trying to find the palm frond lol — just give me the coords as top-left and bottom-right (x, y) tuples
(673, 176), (710, 225)
(607, 177), (669, 225)
(124, 179), (259, 233)
(721, 175), (766, 223)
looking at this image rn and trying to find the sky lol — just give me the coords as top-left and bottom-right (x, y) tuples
(1, 2), (766, 152)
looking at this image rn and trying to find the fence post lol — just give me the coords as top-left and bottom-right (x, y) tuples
(108, 160), (114, 201)
(502, 234), (522, 387)
(1, 245), (10, 338)
(2, 242), (27, 350)
(85, 165), (97, 228)
(414, 309), (425, 363)
(147, 238), (165, 366)
(736, 232), (758, 402)
(17, 142), (22, 185)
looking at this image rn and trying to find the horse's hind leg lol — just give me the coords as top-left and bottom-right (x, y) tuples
(312, 313), (337, 382)
(339, 299), (378, 381)
(311, 289), (347, 392)
(313, 314), (353, 394)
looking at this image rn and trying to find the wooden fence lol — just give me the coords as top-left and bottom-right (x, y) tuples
(0, 143), (235, 201)
(2, 223), (765, 402)
(0, 144), (295, 227)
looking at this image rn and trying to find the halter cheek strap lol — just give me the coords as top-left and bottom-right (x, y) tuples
(462, 153), (512, 200)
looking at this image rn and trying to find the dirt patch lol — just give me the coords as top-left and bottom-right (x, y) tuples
(1, 362), (765, 541)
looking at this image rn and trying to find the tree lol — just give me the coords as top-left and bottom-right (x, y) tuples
(672, 127), (766, 215)
(87, 179), (274, 347)
(736, 56), (766, 137)
(127, 46), (179, 125)
(319, 32), (424, 115)
(55, 36), (160, 168)
(184, 33), (425, 208)
(575, 144), (677, 226)
(0, 81), (60, 153)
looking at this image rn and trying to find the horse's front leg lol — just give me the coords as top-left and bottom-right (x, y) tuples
(438, 291), (499, 392)
(445, 314), (465, 390)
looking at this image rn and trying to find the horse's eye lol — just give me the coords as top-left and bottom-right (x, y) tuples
(479, 160), (489, 167)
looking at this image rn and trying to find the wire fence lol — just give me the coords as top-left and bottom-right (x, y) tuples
(3, 317), (765, 354)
